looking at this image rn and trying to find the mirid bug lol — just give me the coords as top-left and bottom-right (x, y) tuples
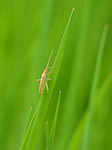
(36, 50), (53, 94)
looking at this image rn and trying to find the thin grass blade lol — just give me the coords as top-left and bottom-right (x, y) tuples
(21, 111), (37, 150)
(22, 8), (74, 150)
(69, 71), (112, 150)
(68, 112), (87, 150)
(82, 25), (109, 150)
(23, 107), (33, 137)
(46, 121), (50, 150)
(49, 90), (61, 149)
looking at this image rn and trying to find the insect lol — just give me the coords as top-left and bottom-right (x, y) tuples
(36, 50), (53, 94)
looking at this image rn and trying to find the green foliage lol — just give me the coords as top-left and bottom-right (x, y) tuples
(21, 8), (74, 150)
(46, 121), (50, 150)
(46, 90), (61, 150)
(0, 0), (112, 150)
(68, 73), (112, 150)
(82, 24), (109, 150)
(49, 90), (61, 149)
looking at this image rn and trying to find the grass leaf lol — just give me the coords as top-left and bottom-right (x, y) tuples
(82, 25), (109, 150)
(21, 8), (74, 150)
(22, 107), (33, 140)
(68, 72), (112, 150)
(21, 111), (37, 150)
(49, 90), (61, 149)
(68, 112), (87, 150)
(46, 121), (50, 150)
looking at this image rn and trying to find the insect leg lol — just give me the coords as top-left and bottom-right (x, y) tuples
(48, 67), (53, 69)
(45, 82), (49, 91)
(36, 79), (41, 86)
(36, 79), (41, 82)
(47, 70), (52, 75)
(48, 70), (56, 75)
(46, 78), (51, 80)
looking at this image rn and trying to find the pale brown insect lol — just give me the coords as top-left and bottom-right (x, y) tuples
(36, 50), (53, 94)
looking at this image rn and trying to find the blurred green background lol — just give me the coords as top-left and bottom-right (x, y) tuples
(0, 0), (112, 150)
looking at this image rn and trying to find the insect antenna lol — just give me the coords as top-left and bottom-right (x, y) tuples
(46, 50), (53, 67)
(48, 55), (55, 67)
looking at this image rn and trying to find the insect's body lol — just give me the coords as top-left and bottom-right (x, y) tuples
(36, 51), (53, 94)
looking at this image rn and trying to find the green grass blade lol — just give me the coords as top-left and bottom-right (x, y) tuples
(68, 72), (112, 150)
(23, 107), (33, 138)
(22, 8), (74, 150)
(20, 106), (35, 149)
(49, 90), (61, 149)
(57, 2), (92, 149)
(21, 111), (37, 150)
(52, 8), (75, 73)
(46, 121), (50, 150)
(46, 91), (61, 150)
(82, 25), (109, 150)
(68, 112), (87, 150)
